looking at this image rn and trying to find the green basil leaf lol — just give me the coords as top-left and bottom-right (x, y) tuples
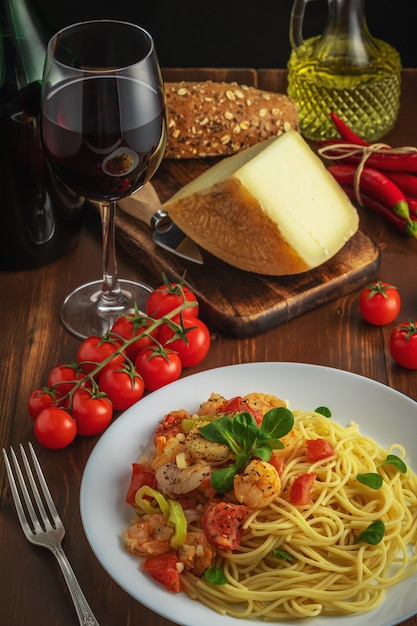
(356, 473), (383, 489)
(235, 453), (249, 468)
(271, 550), (293, 562)
(210, 462), (240, 494)
(355, 520), (385, 545)
(252, 445), (272, 462)
(264, 438), (284, 450)
(204, 567), (227, 585)
(199, 416), (241, 454)
(378, 454), (407, 474)
(232, 412), (259, 451)
(315, 406), (332, 418)
(260, 407), (294, 439)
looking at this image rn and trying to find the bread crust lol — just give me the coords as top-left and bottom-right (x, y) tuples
(164, 81), (299, 159)
(165, 177), (311, 275)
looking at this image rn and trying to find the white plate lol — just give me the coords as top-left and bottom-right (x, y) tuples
(80, 362), (417, 626)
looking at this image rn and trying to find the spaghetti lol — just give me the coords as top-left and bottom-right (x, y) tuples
(124, 394), (417, 620)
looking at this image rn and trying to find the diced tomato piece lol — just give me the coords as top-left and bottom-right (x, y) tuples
(142, 552), (181, 592)
(222, 396), (263, 424)
(202, 500), (249, 550)
(125, 463), (157, 505)
(305, 439), (334, 462)
(222, 396), (244, 412)
(290, 472), (316, 505)
(154, 410), (189, 441)
(269, 452), (285, 475)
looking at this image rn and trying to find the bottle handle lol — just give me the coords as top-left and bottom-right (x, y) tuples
(289, 0), (314, 48)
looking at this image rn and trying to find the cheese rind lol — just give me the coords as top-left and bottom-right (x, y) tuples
(164, 131), (359, 275)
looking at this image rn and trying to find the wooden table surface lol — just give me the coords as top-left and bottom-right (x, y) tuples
(1, 68), (417, 626)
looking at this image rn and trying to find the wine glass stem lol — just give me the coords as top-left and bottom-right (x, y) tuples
(97, 201), (125, 311)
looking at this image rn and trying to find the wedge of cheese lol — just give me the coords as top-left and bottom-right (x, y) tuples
(164, 130), (359, 275)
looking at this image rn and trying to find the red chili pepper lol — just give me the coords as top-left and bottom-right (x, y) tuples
(383, 171), (417, 199)
(407, 197), (417, 217)
(341, 185), (417, 238)
(328, 164), (412, 222)
(319, 139), (417, 173)
(329, 112), (369, 146)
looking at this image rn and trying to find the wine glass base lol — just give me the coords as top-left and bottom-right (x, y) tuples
(60, 279), (153, 340)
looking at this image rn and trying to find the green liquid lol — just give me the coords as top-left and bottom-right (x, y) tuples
(287, 36), (401, 142)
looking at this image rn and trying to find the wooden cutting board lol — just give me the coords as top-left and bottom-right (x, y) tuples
(115, 159), (381, 338)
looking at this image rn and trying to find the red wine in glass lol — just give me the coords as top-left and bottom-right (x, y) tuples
(43, 76), (166, 202)
(41, 20), (167, 338)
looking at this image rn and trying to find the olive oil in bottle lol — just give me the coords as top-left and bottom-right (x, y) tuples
(287, 0), (401, 142)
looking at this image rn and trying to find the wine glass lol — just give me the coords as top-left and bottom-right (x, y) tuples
(41, 20), (167, 339)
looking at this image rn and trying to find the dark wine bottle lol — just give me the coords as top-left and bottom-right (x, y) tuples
(0, 0), (85, 271)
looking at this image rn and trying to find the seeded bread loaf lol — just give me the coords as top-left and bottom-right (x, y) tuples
(164, 81), (299, 159)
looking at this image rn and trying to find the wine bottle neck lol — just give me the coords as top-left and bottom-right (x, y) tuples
(7, 0), (48, 86)
(0, 0), (48, 116)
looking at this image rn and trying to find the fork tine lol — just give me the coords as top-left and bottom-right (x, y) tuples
(27, 443), (62, 526)
(2, 447), (35, 536)
(3, 444), (58, 534)
(22, 443), (59, 531)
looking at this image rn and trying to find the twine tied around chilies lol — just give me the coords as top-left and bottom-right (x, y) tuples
(318, 142), (417, 206)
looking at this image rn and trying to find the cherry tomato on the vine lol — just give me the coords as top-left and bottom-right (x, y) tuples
(99, 364), (145, 410)
(135, 346), (182, 391)
(33, 407), (77, 449)
(146, 281), (199, 320)
(389, 320), (417, 370)
(159, 317), (211, 367)
(359, 281), (401, 326)
(77, 335), (125, 377)
(47, 363), (89, 396)
(111, 313), (159, 361)
(28, 387), (63, 420)
(71, 388), (113, 436)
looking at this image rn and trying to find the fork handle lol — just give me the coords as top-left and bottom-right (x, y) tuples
(50, 542), (100, 626)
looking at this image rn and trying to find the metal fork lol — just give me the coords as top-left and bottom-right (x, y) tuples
(3, 443), (100, 626)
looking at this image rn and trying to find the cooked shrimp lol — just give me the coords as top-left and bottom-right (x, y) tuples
(242, 392), (287, 413)
(198, 393), (226, 416)
(185, 426), (230, 464)
(234, 459), (281, 509)
(177, 531), (216, 576)
(124, 513), (173, 556)
(272, 427), (301, 460)
(155, 461), (212, 496)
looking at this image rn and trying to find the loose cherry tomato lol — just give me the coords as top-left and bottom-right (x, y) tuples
(159, 317), (211, 367)
(290, 472), (316, 505)
(146, 281), (198, 320)
(98, 364), (145, 411)
(142, 552), (181, 593)
(47, 363), (89, 395)
(71, 388), (113, 436)
(135, 346), (182, 391)
(77, 335), (125, 377)
(111, 313), (160, 361)
(33, 407), (77, 449)
(389, 320), (417, 369)
(28, 387), (63, 420)
(359, 281), (401, 326)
